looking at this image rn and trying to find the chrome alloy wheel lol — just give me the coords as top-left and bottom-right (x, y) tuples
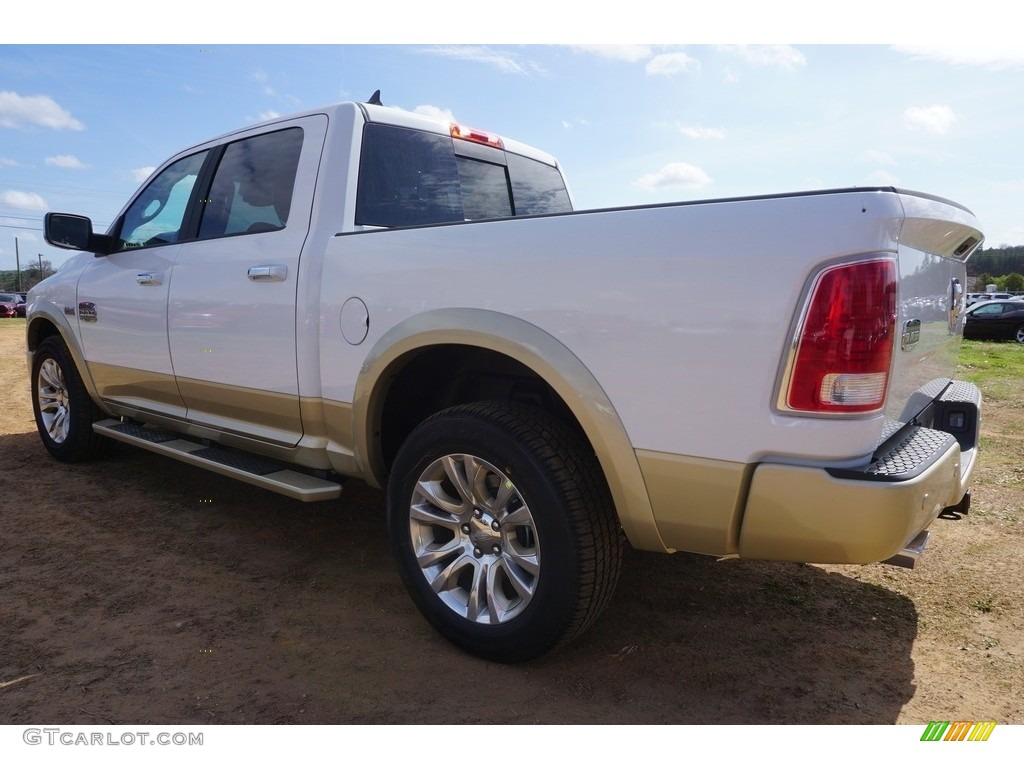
(409, 453), (540, 624)
(36, 358), (71, 444)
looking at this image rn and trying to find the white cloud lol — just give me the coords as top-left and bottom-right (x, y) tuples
(904, 104), (956, 135)
(646, 52), (700, 76)
(719, 45), (806, 70)
(634, 162), (713, 191)
(423, 46), (545, 76)
(259, 110), (281, 121)
(572, 45), (653, 63)
(414, 104), (457, 122)
(45, 154), (88, 169)
(0, 91), (85, 130)
(893, 44), (1024, 70)
(867, 170), (900, 186)
(0, 190), (49, 210)
(131, 166), (156, 183)
(860, 149), (896, 166)
(678, 125), (724, 139)
(0, 157), (20, 167)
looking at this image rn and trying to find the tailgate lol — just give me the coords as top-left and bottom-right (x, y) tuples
(887, 190), (983, 426)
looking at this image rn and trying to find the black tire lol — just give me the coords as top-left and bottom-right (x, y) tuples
(1015, 325), (1024, 344)
(387, 400), (623, 662)
(31, 335), (113, 462)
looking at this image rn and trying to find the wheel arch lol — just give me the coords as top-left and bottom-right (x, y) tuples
(26, 306), (107, 413)
(353, 308), (668, 552)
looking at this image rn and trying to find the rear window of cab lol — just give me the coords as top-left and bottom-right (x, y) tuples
(355, 123), (571, 228)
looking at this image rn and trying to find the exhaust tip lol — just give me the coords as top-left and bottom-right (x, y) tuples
(883, 530), (930, 569)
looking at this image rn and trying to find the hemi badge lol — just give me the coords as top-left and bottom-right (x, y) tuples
(78, 302), (98, 323)
(901, 318), (921, 351)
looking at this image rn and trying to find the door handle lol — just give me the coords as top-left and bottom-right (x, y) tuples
(136, 272), (163, 286)
(247, 265), (287, 282)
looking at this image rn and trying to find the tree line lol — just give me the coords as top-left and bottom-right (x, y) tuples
(0, 261), (56, 293)
(969, 245), (1024, 279)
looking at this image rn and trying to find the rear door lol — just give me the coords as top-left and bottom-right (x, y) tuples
(167, 115), (327, 446)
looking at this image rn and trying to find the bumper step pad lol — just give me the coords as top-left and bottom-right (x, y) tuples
(827, 426), (958, 483)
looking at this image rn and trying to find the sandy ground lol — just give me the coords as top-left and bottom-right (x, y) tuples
(1, 320), (1021, 725)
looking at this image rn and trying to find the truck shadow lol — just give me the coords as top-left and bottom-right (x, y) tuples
(1, 437), (916, 725)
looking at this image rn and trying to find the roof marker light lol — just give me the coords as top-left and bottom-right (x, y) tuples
(450, 123), (504, 149)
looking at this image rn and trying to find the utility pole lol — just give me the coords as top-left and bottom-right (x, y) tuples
(15, 236), (21, 291)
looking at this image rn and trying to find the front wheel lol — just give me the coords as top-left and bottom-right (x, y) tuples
(1015, 325), (1024, 344)
(387, 401), (623, 662)
(31, 336), (112, 462)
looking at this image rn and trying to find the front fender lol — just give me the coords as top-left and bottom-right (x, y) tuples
(26, 303), (110, 415)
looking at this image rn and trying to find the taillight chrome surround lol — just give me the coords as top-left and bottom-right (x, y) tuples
(776, 257), (898, 416)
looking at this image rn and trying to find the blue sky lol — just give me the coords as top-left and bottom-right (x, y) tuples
(2, 7), (1023, 273)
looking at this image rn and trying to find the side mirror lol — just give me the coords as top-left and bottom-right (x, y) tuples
(44, 213), (114, 255)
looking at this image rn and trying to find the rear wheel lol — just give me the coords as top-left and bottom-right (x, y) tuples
(387, 401), (623, 662)
(1015, 325), (1024, 344)
(31, 336), (112, 462)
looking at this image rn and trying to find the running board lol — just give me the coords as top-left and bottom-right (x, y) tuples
(93, 419), (343, 502)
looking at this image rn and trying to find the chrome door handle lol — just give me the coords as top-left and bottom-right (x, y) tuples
(136, 272), (163, 286)
(247, 265), (287, 282)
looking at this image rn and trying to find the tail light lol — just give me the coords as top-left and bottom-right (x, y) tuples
(783, 259), (897, 413)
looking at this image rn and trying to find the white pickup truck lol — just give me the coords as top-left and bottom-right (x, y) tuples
(29, 95), (983, 661)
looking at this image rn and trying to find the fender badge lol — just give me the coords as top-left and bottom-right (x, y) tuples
(78, 302), (98, 323)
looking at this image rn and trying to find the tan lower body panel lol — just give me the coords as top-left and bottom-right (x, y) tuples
(738, 441), (964, 564)
(90, 362), (186, 419)
(175, 377), (302, 446)
(636, 449), (751, 556)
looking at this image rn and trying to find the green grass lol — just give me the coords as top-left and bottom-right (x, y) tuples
(957, 339), (1024, 403)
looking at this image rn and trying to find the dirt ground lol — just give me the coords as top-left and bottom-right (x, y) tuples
(1, 319), (1021, 725)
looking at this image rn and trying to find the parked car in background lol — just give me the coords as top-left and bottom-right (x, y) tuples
(0, 292), (23, 318)
(963, 299), (1024, 343)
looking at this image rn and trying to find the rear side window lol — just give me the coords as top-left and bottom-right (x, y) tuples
(356, 123), (570, 228)
(199, 127), (303, 238)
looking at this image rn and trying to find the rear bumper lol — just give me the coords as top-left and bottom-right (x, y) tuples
(737, 380), (981, 565)
(636, 380), (980, 563)
(737, 431), (975, 564)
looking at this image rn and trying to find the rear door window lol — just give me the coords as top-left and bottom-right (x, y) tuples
(198, 127), (304, 239)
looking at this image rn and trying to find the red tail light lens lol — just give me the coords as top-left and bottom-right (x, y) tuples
(786, 259), (897, 413)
